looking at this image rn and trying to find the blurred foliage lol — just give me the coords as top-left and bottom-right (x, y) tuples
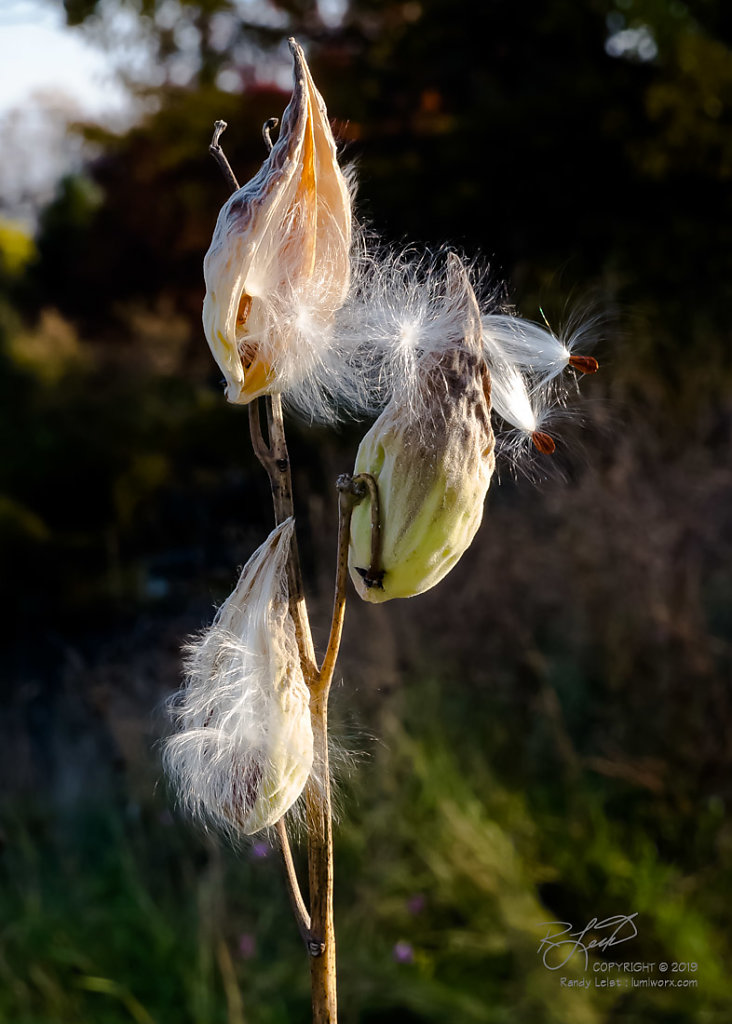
(48, 0), (732, 418)
(0, 219), (36, 280)
(2, 690), (731, 1021)
(3, 0), (732, 1019)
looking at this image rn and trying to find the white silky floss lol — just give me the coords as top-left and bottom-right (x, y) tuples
(482, 336), (556, 456)
(482, 313), (599, 454)
(164, 519), (313, 837)
(335, 244), (493, 419)
(483, 314), (572, 385)
(334, 247), (567, 456)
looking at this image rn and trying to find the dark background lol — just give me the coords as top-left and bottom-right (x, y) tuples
(1, 0), (731, 1020)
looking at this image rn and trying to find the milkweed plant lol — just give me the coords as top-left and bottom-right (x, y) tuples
(163, 38), (599, 1022)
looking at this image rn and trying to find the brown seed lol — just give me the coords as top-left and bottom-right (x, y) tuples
(239, 341), (257, 370)
(568, 354), (599, 374)
(532, 431), (556, 454)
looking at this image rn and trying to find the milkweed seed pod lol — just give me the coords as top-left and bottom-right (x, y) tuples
(202, 38), (352, 416)
(348, 255), (495, 602)
(164, 519), (313, 837)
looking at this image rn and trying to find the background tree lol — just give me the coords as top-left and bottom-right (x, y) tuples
(1, 0), (731, 1019)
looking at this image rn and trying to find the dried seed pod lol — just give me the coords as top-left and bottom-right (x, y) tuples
(164, 519), (313, 837)
(202, 38), (352, 414)
(348, 255), (495, 602)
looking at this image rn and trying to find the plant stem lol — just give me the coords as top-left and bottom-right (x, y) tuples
(264, 394), (318, 681)
(304, 478), (364, 1019)
(317, 477), (363, 696)
(275, 818), (311, 945)
(306, 690), (336, 1019)
(247, 393), (337, 1021)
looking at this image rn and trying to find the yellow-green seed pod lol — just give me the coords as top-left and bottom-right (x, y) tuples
(349, 255), (495, 602)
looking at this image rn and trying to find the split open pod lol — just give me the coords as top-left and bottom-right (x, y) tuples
(202, 39), (352, 414)
(164, 520), (313, 837)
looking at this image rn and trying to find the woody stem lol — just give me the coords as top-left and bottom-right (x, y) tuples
(247, 400), (311, 946)
(316, 476), (364, 695)
(247, 395), (337, 1021)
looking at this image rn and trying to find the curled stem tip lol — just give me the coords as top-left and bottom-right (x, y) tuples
(351, 473), (384, 590)
(335, 473), (366, 504)
(211, 119), (228, 147)
(209, 119), (240, 192)
(262, 117), (279, 153)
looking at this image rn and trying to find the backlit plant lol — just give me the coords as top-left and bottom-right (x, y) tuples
(164, 38), (598, 1022)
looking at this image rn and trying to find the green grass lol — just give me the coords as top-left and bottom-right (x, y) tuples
(1, 688), (730, 1023)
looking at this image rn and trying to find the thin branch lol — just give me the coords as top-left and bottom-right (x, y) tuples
(263, 394), (336, 1014)
(264, 393), (318, 682)
(316, 475), (363, 695)
(244, 397), (318, 711)
(275, 818), (312, 946)
(248, 398), (311, 954)
(209, 120), (240, 192)
(248, 398), (273, 471)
